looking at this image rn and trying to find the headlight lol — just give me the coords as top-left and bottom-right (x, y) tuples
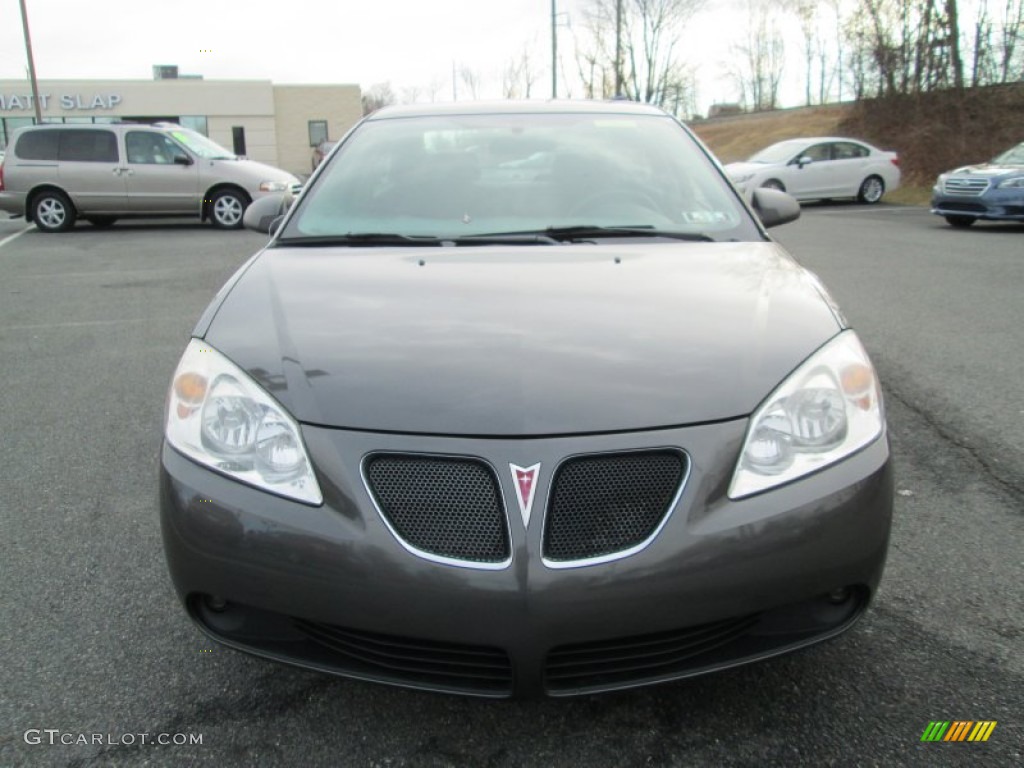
(259, 180), (293, 192)
(996, 176), (1024, 189)
(729, 331), (884, 499)
(165, 339), (322, 505)
(731, 173), (754, 184)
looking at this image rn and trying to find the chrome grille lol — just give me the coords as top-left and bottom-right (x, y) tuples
(364, 454), (510, 565)
(543, 450), (687, 564)
(943, 177), (989, 196)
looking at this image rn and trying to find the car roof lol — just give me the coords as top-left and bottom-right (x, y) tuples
(366, 99), (670, 120)
(772, 136), (871, 145)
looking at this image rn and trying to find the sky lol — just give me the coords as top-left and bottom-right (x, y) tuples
(1, 0), (802, 113)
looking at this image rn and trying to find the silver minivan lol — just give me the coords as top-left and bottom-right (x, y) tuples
(0, 122), (299, 232)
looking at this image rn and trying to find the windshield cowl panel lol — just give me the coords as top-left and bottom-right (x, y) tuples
(281, 112), (761, 244)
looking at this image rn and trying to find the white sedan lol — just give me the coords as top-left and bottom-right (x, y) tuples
(725, 137), (901, 204)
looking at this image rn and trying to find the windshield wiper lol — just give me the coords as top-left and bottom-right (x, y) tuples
(540, 226), (716, 242)
(276, 233), (444, 247)
(275, 232), (562, 247)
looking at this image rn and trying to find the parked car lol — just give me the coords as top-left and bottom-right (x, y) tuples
(931, 141), (1024, 227)
(311, 139), (336, 170)
(160, 101), (893, 698)
(725, 137), (901, 204)
(0, 122), (299, 232)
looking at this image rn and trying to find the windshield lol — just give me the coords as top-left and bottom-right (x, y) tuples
(167, 127), (235, 160)
(992, 142), (1024, 165)
(281, 112), (758, 242)
(748, 140), (808, 164)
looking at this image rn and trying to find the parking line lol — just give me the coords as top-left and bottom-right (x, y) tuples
(807, 207), (928, 215)
(4, 317), (178, 331)
(0, 224), (33, 249)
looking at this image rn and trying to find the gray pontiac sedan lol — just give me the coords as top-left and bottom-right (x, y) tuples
(159, 101), (893, 698)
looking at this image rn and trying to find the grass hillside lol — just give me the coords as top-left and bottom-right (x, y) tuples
(688, 85), (1024, 205)
(689, 104), (852, 165)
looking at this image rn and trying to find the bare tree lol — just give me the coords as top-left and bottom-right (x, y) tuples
(573, 0), (705, 114)
(459, 66), (482, 100)
(426, 77), (446, 102)
(502, 46), (539, 99)
(361, 82), (396, 115)
(730, 0), (786, 111)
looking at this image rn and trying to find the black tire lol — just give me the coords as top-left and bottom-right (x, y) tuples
(208, 188), (250, 229)
(32, 190), (76, 233)
(857, 175), (885, 204)
(945, 215), (975, 228)
(761, 179), (785, 192)
(85, 216), (118, 228)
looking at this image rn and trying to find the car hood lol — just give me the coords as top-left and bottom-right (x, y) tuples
(723, 161), (770, 178)
(209, 158), (299, 184)
(947, 163), (1024, 178)
(201, 242), (841, 436)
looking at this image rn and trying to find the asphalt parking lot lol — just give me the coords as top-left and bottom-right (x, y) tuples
(0, 205), (1021, 767)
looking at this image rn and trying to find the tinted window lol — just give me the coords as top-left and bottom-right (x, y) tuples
(15, 130), (60, 161)
(801, 144), (830, 162)
(832, 142), (868, 160)
(59, 130), (118, 162)
(126, 131), (187, 164)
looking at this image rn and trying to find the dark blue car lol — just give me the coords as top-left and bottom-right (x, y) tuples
(931, 141), (1024, 227)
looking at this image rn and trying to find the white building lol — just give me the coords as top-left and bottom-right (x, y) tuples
(0, 73), (362, 176)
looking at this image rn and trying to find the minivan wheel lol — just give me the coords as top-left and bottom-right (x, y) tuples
(857, 176), (885, 204)
(85, 216), (118, 228)
(209, 189), (249, 229)
(945, 215), (975, 228)
(32, 191), (76, 233)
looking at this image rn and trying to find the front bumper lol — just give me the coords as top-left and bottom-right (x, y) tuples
(160, 421), (893, 698)
(931, 188), (1024, 221)
(0, 191), (27, 217)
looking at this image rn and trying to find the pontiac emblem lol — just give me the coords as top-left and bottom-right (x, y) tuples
(510, 463), (541, 527)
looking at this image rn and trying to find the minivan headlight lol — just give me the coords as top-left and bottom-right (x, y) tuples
(729, 331), (884, 499)
(165, 339), (322, 505)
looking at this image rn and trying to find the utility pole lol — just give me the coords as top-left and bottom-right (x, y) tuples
(19, 0), (43, 123)
(551, 0), (558, 98)
(614, 0), (623, 97)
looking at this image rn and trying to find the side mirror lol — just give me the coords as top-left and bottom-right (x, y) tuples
(243, 193), (291, 234)
(796, 155), (813, 168)
(173, 154), (193, 166)
(752, 187), (800, 228)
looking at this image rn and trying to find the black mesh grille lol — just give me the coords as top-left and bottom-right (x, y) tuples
(939, 202), (987, 213)
(295, 620), (513, 695)
(365, 454), (510, 563)
(545, 614), (759, 693)
(543, 450), (686, 562)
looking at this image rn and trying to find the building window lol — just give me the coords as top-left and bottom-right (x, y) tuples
(232, 126), (247, 157)
(179, 115), (208, 136)
(308, 120), (328, 147)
